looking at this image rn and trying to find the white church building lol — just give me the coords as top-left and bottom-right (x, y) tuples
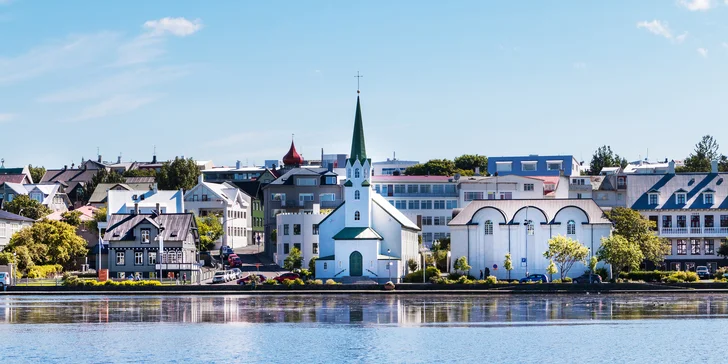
(315, 93), (420, 283)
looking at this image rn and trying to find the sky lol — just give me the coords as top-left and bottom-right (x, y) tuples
(1, 0), (727, 169)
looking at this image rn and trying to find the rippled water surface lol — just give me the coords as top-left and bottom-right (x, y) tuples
(1, 294), (728, 363)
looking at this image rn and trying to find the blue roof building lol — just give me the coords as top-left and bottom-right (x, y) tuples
(487, 155), (581, 177)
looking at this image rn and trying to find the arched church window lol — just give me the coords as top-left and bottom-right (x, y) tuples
(355, 168), (360, 178)
(567, 220), (576, 235)
(484, 220), (493, 235)
(355, 190), (360, 200)
(355, 211), (360, 221)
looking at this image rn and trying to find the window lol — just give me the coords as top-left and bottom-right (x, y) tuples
(355, 211), (360, 221)
(487, 192), (496, 200)
(691, 239), (701, 255)
(135, 252), (143, 266)
(141, 229), (150, 243)
(526, 220), (534, 235)
(31, 193), (43, 202)
(434, 200), (445, 209)
(617, 177), (626, 188)
(320, 193), (336, 202)
(567, 220), (576, 235)
(296, 177), (317, 186)
(312, 224), (319, 235)
(354, 190), (360, 200)
(676, 193), (686, 205)
(649, 194), (658, 205)
(284, 224), (289, 235)
(299, 193), (314, 202)
(313, 243), (319, 254)
(422, 216), (432, 226)
(355, 169), (360, 178)
(148, 252), (157, 265)
(407, 185), (418, 194)
(422, 233), (433, 243)
(705, 215), (714, 228)
(547, 161), (563, 171)
(524, 183), (534, 191)
(576, 193), (583, 199)
(705, 239), (715, 255)
(419, 185), (431, 194)
(677, 240), (687, 255)
(496, 162), (512, 172)
(691, 214), (700, 228)
(434, 216), (446, 226)
(572, 178), (585, 185)
(521, 162), (537, 171)
(432, 185), (444, 194)
(500, 192), (512, 200)
(284, 244), (290, 254)
(0, 222), (5, 238)
(293, 224), (301, 235)
(394, 185), (406, 194)
(325, 176), (337, 185)
(677, 215), (687, 228)
(446, 200), (457, 209)
(116, 251), (125, 265)
(324, 262), (328, 270)
(722, 215), (728, 228)
(347, 168), (351, 179)
(421, 200), (432, 209)
(445, 185), (456, 194)
(484, 220), (493, 235)
(294, 243), (301, 251)
(705, 193), (714, 204)
(272, 193), (286, 201)
(6, 193), (13, 202)
(464, 192), (483, 201)
(202, 194), (209, 202)
(408, 200), (420, 209)
(395, 200), (407, 209)
(375, 185), (381, 193)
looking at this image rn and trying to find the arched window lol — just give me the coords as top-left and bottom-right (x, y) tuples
(526, 220), (534, 236)
(567, 220), (576, 235)
(484, 220), (493, 235)
(355, 211), (360, 221)
(355, 168), (360, 178)
(354, 190), (360, 200)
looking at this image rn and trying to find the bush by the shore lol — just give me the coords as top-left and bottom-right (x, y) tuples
(403, 266), (440, 283)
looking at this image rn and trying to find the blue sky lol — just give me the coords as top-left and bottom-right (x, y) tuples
(1, 0), (727, 168)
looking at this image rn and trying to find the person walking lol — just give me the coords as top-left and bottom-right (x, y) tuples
(183, 273), (187, 285)
(484, 267), (490, 278)
(479, 270), (484, 280)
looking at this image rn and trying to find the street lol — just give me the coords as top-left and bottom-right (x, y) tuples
(205, 244), (288, 285)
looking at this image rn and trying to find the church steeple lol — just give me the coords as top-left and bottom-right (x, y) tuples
(349, 95), (367, 164)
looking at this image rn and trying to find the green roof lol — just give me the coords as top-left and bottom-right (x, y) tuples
(361, 180), (370, 187)
(349, 96), (367, 164)
(333, 227), (383, 240)
(344, 180), (353, 187)
(317, 255), (335, 261)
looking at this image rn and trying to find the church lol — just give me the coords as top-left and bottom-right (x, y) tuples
(315, 92), (420, 283)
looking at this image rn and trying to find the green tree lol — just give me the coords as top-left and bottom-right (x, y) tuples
(84, 168), (125, 200)
(270, 229), (277, 243)
(454, 256), (471, 275)
(158, 157), (200, 191)
(283, 247), (303, 271)
(89, 207), (107, 234)
(543, 235), (589, 280)
(606, 207), (670, 265)
(504, 253), (513, 280)
(196, 215), (223, 251)
(597, 235), (644, 279)
(717, 240), (728, 259)
(4, 220), (88, 271)
(308, 257), (317, 277)
(589, 145), (628, 175)
(405, 159), (457, 176)
(0, 252), (15, 265)
(27, 165), (46, 184)
(546, 259), (558, 281)
(677, 135), (727, 172)
(60, 210), (83, 227)
(454, 154), (488, 175)
(407, 258), (418, 272)
(589, 256), (598, 273)
(122, 169), (157, 178)
(3, 194), (52, 220)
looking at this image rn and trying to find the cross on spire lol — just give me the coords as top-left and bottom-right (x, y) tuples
(355, 71), (363, 94)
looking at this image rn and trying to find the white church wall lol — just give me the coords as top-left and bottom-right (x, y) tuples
(371, 204), (404, 257)
(317, 206), (345, 259)
(333, 239), (380, 278)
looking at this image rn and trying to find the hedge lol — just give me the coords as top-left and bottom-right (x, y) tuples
(619, 271), (673, 282)
(403, 266), (441, 283)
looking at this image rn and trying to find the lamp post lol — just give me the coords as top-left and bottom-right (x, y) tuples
(157, 223), (165, 282)
(524, 207), (529, 278)
(12, 252), (16, 286)
(387, 248), (392, 282)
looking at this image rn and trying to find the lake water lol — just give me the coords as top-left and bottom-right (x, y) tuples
(1, 293), (727, 363)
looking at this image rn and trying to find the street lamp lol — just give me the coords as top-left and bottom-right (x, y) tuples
(387, 248), (392, 282)
(524, 207), (529, 278)
(157, 223), (165, 281)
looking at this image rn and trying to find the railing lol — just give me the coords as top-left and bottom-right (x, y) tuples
(690, 227), (702, 234)
(366, 269), (378, 277)
(569, 184), (591, 191)
(377, 192), (458, 198)
(661, 227), (688, 235)
(661, 227), (728, 235)
(333, 269), (347, 278)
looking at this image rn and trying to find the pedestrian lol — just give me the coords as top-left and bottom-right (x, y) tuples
(183, 273), (187, 285)
(484, 267), (490, 278)
(479, 270), (484, 280)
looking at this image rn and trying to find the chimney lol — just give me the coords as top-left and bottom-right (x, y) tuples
(327, 163), (333, 172)
(156, 203), (161, 215)
(63, 165), (67, 171)
(236, 160), (241, 169)
(152, 154), (157, 164)
(153, 183), (158, 193)
(668, 160), (675, 174)
(97, 154), (102, 163)
(712, 160), (719, 173)
(117, 155), (122, 164)
(133, 203), (138, 215)
(198, 174), (204, 184)
(474, 167), (481, 176)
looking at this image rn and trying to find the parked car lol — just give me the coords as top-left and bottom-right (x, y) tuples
(212, 271), (228, 284)
(273, 272), (301, 283)
(238, 274), (266, 285)
(221, 246), (234, 259)
(519, 274), (549, 283)
(0, 272), (9, 287)
(572, 273), (603, 284)
(229, 256), (242, 268)
(696, 266), (710, 279)
(230, 268), (243, 279)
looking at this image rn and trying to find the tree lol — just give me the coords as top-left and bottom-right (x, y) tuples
(3, 195), (51, 220)
(84, 168), (125, 201)
(606, 207), (670, 265)
(0, 252), (15, 265)
(589, 145), (628, 175)
(405, 159), (456, 176)
(543, 235), (589, 280)
(28, 165), (46, 184)
(454, 256), (471, 275)
(4, 220), (88, 271)
(89, 207), (107, 234)
(283, 247), (303, 271)
(717, 240), (728, 259)
(158, 157), (200, 191)
(60, 210), (83, 227)
(546, 260), (558, 282)
(678, 135), (726, 172)
(597, 235), (643, 279)
(270, 229), (277, 243)
(454, 154), (488, 175)
(196, 215), (223, 251)
(589, 256), (598, 273)
(308, 257), (317, 277)
(504, 253), (513, 280)
(123, 169), (157, 178)
(407, 258), (418, 272)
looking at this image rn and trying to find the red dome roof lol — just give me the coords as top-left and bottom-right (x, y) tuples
(283, 140), (304, 166)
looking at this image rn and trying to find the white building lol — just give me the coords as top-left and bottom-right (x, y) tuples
(276, 209), (324, 268)
(185, 178), (251, 249)
(315, 94), (420, 283)
(458, 175), (547, 208)
(2, 182), (71, 212)
(372, 158), (419, 176)
(106, 187), (185, 221)
(0, 210), (34, 250)
(449, 199), (612, 280)
(371, 175), (457, 246)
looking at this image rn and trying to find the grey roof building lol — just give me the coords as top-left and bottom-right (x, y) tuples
(0, 210), (34, 250)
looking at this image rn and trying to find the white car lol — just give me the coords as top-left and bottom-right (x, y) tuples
(212, 271), (227, 284)
(230, 268), (242, 279)
(0, 272), (9, 287)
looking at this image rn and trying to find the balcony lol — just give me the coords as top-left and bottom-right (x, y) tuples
(660, 227), (728, 236)
(661, 227), (688, 235)
(569, 183), (592, 191)
(379, 192), (458, 198)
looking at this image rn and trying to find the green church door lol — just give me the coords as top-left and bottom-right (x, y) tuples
(349, 251), (363, 276)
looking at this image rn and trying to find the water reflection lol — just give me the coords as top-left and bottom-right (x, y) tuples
(1, 294), (727, 325)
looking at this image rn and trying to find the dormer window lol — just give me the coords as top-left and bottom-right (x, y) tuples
(648, 193), (659, 205)
(676, 193), (687, 205)
(705, 192), (714, 205)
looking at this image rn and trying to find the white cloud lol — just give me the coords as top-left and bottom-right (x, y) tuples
(143, 17), (202, 37)
(675, 32), (688, 43)
(637, 20), (673, 40)
(679, 0), (713, 11)
(69, 94), (159, 122)
(0, 113), (15, 122)
(573, 62), (587, 69)
(697, 47), (708, 57)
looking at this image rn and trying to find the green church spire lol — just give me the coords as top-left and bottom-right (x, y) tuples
(349, 95), (367, 164)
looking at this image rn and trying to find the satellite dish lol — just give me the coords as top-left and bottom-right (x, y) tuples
(454, 173), (461, 181)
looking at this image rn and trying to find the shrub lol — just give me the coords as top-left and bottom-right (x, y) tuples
(714, 267), (728, 279)
(26, 264), (63, 279)
(104, 280), (120, 286)
(665, 271), (700, 283)
(325, 279), (339, 285)
(553, 279), (562, 283)
(619, 271), (672, 282)
(484, 275), (497, 284)
(306, 279), (323, 285)
(263, 279), (278, 285)
(563, 277), (572, 283)
(283, 278), (305, 287)
(457, 275), (474, 284)
(448, 272), (475, 280)
(140, 280), (162, 286)
(595, 267), (609, 281)
(403, 266), (441, 283)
